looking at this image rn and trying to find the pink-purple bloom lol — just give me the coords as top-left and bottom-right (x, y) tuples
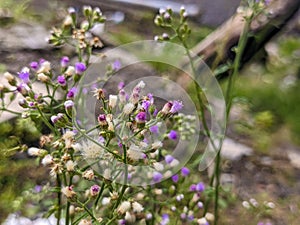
(152, 171), (163, 182)
(30, 61), (39, 70)
(181, 167), (190, 177)
(170, 100), (183, 114)
(67, 87), (77, 98)
(149, 125), (159, 134)
(60, 56), (70, 67)
(160, 214), (170, 225)
(142, 100), (151, 111)
(165, 155), (174, 164)
(171, 174), (179, 183)
(135, 111), (147, 123)
(57, 75), (66, 86)
(196, 182), (205, 192)
(90, 184), (100, 196)
(64, 100), (74, 109)
(118, 81), (125, 90)
(75, 62), (86, 74)
(18, 68), (30, 83)
(112, 60), (121, 71)
(168, 130), (177, 140)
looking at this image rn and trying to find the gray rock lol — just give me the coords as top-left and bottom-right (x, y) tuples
(287, 150), (300, 169)
(221, 138), (253, 161)
(0, 22), (50, 51)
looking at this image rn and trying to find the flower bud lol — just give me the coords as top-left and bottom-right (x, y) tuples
(65, 66), (75, 77)
(37, 73), (49, 83)
(83, 5), (93, 17)
(61, 186), (76, 198)
(4, 72), (16, 86)
(37, 61), (51, 74)
(109, 95), (118, 108)
(90, 184), (100, 197)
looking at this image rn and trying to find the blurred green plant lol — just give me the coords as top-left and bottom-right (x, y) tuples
(0, 118), (41, 222)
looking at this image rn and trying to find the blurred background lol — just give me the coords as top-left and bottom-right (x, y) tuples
(0, 0), (300, 224)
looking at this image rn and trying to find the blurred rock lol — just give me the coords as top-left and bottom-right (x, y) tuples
(221, 138), (253, 161)
(0, 22), (50, 51)
(287, 150), (300, 169)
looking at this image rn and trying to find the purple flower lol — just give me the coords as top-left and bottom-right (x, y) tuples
(171, 174), (179, 183)
(149, 125), (159, 134)
(34, 185), (42, 193)
(118, 219), (126, 225)
(257, 223), (264, 225)
(188, 215), (194, 221)
(112, 60), (121, 71)
(181, 167), (190, 177)
(135, 111), (147, 123)
(196, 182), (205, 192)
(148, 93), (154, 104)
(51, 115), (59, 124)
(170, 100), (183, 114)
(64, 100), (74, 109)
(57, 75), (66, 86)
(142, 100), (151, 111)
(61, 56), (69, 68)
(152, 171), (163, 183)
(67, 87), (77, 98)
(180, 213), (186, 220)
(30, 61), (39, 70)
(75, 62), (86, 74)
(98, 114), (107, 126)
(90, 184), (100, 196)
(39, 58), (46, 64)
(264, 0), (271, 5)
(189, 184), (197, 191)
(118, 82), (125, 90)
(168, 130), (177, 140)
(165, 155), (174, 164)
(18, 67), (30, 83)
(160, 214), (169, 225)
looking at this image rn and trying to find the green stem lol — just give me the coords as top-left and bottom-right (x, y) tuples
(213, 15), (252, 225)
(56, 175), (62, 225)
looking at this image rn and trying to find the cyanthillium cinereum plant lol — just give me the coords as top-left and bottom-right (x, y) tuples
(0, 1), (272, 225)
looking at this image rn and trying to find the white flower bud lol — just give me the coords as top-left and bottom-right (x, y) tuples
(28, 147), (40, 156)
(37, 61), (51, 73)
(41, 154), (53, 166)
(65, 66), (75, 77)
(117, 201), (131, 214)
(66, 160), (76, 171)
(109, 95), (118, 108)
(123, 103), (135, 115)
(132, 201), (144, 213)
(37, 73), (49, 82)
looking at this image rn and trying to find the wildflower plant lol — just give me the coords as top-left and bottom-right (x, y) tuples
(0, 1), (271, 225)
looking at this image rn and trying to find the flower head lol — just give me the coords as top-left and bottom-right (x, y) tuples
(135, 111), (147, 123)
(30, 61), (39, 70)
(90, 184), (100, 197)
(112, 60), (121, 71)
(170, 100), (183, 114)
(181, 167), (190, 177)
(61, 56), (70, 68)
(18, 67), (30, 83)
(168, 130), (177, 140)
(117, 201), (131, 214)
(57, 75), (67, 86)
(75, 62), (86, 74)
(152, 171), (163, 183)
(62, 186), (76, 198)
(67, 87), (77, 98)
